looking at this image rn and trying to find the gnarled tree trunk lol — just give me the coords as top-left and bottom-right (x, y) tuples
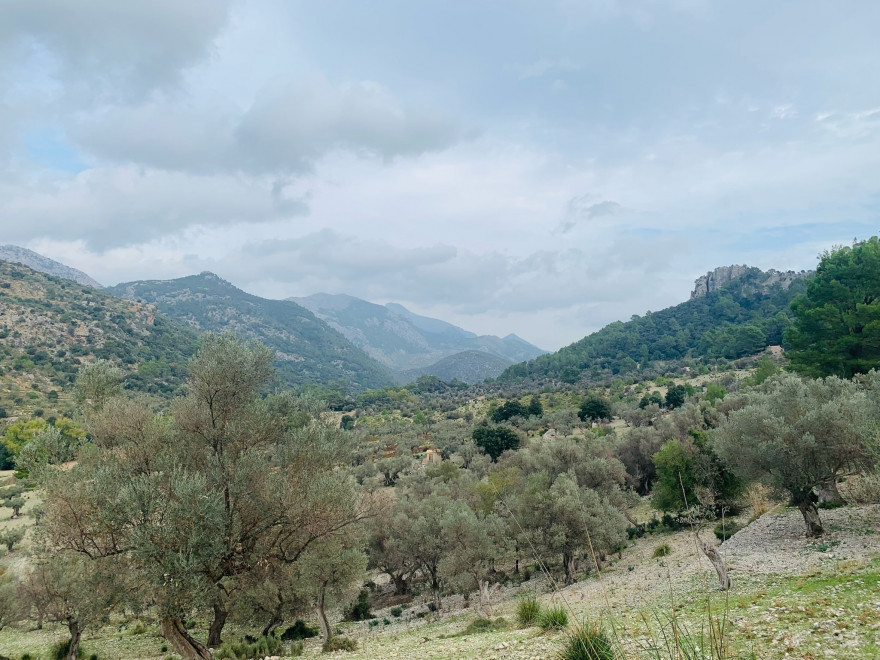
(160, 617), (212, 660)
(316, 585), (331, 645)
(698, 535), (731, 590)
(797, 499), (824, 537)
(207, 597), (227, 647)
(65, 620), (82, 660)
(563, 551), (577, 586)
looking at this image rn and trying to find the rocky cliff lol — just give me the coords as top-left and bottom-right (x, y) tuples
(691, 265), (810, 299)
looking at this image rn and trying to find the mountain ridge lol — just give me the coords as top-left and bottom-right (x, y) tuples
(109, 273), (395, 393)
(0, 245), (102, 288)
(291, 293), (545, 377)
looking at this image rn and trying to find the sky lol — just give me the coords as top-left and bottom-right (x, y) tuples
(1, 0), (879, 351)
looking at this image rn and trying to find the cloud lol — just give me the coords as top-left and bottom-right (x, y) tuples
(0, 0), (233, 99)
(0, 167), (300, 249)
(559, 197), (623, 232)
(73, 76), (464, 175)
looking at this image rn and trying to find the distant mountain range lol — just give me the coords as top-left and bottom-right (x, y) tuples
(108, 273), (396, 393)
(291, 293), (545, 381)
(0, 245), (103, 288)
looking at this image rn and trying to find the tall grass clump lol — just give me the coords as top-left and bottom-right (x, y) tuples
(558, 621), (618, 660)
(652, 542), (671, 558)
(215, 635), (283, 660)
(517, 593), (542, 627)
(539, 605), (569, 631)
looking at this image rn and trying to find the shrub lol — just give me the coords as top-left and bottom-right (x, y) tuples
(344, 588), (373, 621)
(652, 542), (671, 558)
(52, 639), (84, 660)
(390, 607), (403, 618)
(516, 593), (542, 628)
(713, 520), (743, 542)
(539, 606), (569, 631)
(281, 620), (318, 641)
(215, 635), (282, 660)
(558, 622), (618, 660)
(289, 640), (305, 656)
(322, 637), (357, 653)
(462, 618), (508, 635)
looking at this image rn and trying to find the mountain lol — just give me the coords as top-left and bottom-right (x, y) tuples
(501, 266), (810, 384)
(109, 274), (395, 392)
(290, 294), (545, 377)
(0, 260), (199, 420)
(0, 245), (102, 288)
(400, 350), (512, 385)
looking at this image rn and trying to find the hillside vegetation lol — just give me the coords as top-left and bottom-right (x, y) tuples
(502, 267), (808, 383)
(0, 260), (199, 420)
(110, 273), (395, 393)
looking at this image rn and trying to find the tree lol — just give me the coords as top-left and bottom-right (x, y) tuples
(472, 425), (520, 461)
(714, 374), (876, 536)
(296, 535), (367, 647)
(527, 395), (544, 418)
(665, 384), (687, 409)
(578, 395), (612, 422)
(1, 527), (25, 551)
(40, 333), (371, 660)
(17, 556), (122, 660)
(786, 237), (880, 378)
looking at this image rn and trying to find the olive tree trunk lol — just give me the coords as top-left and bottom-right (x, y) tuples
(160, 617), (212, 660)
(698, 535), (731, 590)
(795, 494), (824, 537)
(65, 620), (82, 660)
(207, 598), (227, 647)
(316, 586), (331, 645)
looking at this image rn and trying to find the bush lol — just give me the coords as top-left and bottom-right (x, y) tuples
(281, 620), (319, 641)
(289, 640), (304, 656)
(390, 607), (403, 617)
(216, 635), (282, 660)
(652, 542), (672, 558)
(516, 593), (542, 628)
(322, 637), (357, 653)
(713, 520), (743, 542)
(559, 622), (618, 660)
(344, 588), (373, 621)
(52, 639), (84, 660)
(462, 618), (508, 635)
(539, 606), (569, 631)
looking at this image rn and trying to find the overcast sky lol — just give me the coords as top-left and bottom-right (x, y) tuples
(1, 1), (879, 350)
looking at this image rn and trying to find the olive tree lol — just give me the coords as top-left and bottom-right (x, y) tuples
(714, 374), (876, 537)
(41, 334), (371, 660)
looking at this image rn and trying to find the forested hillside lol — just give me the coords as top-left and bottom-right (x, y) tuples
(502, 267), (808, 383)
(110, 273), (395, 392)
(0, 260), (199, 420)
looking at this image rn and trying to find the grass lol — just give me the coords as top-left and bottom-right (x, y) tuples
(558, 622), (618, 660)
(652, 542), (672, 558)
(539, 606), (569, 631)
(516, 593), (542, 627)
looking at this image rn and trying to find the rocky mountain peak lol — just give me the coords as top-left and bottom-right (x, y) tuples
(691, 265), (811, 299)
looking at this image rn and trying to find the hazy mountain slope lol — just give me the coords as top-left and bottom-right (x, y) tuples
(501, 266), (809, 383)
(399, 350), (512, 384)
(0, 261), (199, 419)
(110, 274), (395, 392)
(0, 245), (102, 288)
(292, 293), (545, 373)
